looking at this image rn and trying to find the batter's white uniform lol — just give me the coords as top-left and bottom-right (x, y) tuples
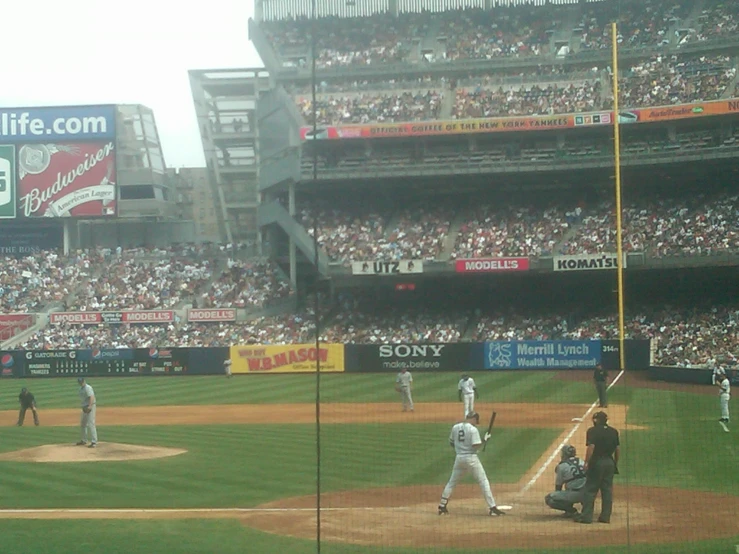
(79, 383), (98, 445)
(718, 375), (730, 422)
(396, 370), (413, 412)
(439, 421), (497, 510)
(458, 377), (477, 417)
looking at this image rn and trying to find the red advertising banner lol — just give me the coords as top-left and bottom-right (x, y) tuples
(49, 311), (174, 325)
(455, 258), (530, 273)
(300, 98), (739, 141)
(187, 309), (236, 322)
(18, 141), (116, 218)
(0, 314), (36, 341)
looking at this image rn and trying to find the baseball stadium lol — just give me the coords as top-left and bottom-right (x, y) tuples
(1, 0), (738, 552)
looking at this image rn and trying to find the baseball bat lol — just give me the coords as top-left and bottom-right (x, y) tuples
(482, 411), (497, 452)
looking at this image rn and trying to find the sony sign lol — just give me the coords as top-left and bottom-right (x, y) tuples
(379, 344), (446, 358)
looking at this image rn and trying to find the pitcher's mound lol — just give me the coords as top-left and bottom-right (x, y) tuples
(0, 443), (187, 463)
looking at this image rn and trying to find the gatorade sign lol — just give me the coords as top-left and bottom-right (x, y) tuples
(0, 146), (16, 219)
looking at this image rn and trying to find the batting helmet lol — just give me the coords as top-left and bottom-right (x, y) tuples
(561, 445), (576, 459)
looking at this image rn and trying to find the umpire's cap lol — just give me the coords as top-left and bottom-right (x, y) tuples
(21, 387), (27, 393)
(593, 411), (608, 425)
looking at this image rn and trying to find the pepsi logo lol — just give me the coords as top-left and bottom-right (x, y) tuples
(1, 354), (14, 368)
(149, 348), (159, 359)
(92, 349), (102, 359)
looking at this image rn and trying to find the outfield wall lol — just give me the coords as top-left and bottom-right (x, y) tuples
(0, 340), (650, 378)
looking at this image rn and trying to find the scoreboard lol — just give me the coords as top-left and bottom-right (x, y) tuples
(23, 349), (189, 378)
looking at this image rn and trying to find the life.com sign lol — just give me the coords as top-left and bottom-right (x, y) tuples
(0, 105), (115, 143)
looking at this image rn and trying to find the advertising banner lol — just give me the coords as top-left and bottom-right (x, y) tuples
(553, 253), (627, 272)
(0, 145), (16, 219)
(344, 343), (482, 372)
(351, 260), (423, 276)
(0, 314), (36, 342)
(18, 141), (116, 218)
(0, 223), (62, 255)
(49, 311), (174, 325)
(485, 340), (601, 370)
(0, 106), (116, 143)
(230, 344), (345, 373)
(455, 257), (530, 273)
(300, 98), (739, 141)
(187, 308), (236, 322)
(1, 351), (22, 378)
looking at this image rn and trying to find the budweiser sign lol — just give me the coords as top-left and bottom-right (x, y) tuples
(49, 311), (174, 325)
(455, 257), (530, 273)
(18, 142), (116, 218)
(188, 309), (236, 322)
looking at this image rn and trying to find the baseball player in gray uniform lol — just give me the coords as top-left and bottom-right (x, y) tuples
(395, 368), (414, 412)
(458, 374), (478, 418)
(76, 377), (98, 448)
(716, 369), (731, 423)
(438, 412), (506, 516)
(545, 444), (586, 517)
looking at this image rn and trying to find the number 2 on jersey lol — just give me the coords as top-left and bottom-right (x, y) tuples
(457, 429), (465, 442)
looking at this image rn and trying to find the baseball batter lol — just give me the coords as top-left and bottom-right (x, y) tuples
(396, 368), (414, 412)
(458, 374), (478, 417)
(545, 445), (586, 517)
(716, 369), (731, 423)
(76, 377), (98, 448)
(438, 412), (505, 516)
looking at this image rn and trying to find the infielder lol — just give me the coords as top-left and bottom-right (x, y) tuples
(438, 412), (506, 516)
(17, 388), (40, 426)
(396, 368), (413, 412)
(545, 445), (586, 517)
(716, 369), (730, 423)
(76, 377), (98, 448)
(458, 374), (478, 417)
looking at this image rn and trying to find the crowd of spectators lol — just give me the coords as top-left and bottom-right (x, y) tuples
(298, 89), (443, 126)
(559, 191), (739, 256)
(692, 0), (739, 42)
(0, 251), (98, 314)
(472, 312), (569, 342)
(616, 54), (735, 108)
(300, 201), (450, 262)
(452, 203), (576, 259)
(453, 80), (605, 118)
(196, 259), (292, 310)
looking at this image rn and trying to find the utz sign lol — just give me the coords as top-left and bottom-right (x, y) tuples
(18, 142), (116, 218)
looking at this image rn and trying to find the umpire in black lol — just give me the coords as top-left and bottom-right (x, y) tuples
(17, 388), (40, 426)
(575, 411), (619, 524)
(593, 364), (608, 407)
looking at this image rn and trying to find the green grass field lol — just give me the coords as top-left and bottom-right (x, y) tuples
(0, 372), (736, 554)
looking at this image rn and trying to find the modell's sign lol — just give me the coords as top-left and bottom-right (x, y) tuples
(49, 311), (174, 325)
(18, 141), (116, 218)
(187, 309), (236, 322)
(351, 260), (423, 275)
(455, 257), (530, 273)
(553, 254), (627, 272)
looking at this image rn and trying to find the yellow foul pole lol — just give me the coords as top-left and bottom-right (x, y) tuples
(611, 22), (626, 371)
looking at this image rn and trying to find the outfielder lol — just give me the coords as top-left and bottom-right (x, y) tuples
(545, 445), (586, 517)
(17, 388), (40, 426)
(458, 374), (478, 417)
(224, 357), (233, 378)
(396, 368), (413, 412)
(76, 377), (98, 448)
(716, 369), (730, 423)
(438, 412), (506, 516)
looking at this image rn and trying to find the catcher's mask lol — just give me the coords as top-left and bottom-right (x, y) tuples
(561, 444), (576, 459)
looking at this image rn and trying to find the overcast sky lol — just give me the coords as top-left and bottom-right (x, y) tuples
(1, 0), (263, 168)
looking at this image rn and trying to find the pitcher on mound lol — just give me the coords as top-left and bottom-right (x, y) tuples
(438, 412), (506, 516)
